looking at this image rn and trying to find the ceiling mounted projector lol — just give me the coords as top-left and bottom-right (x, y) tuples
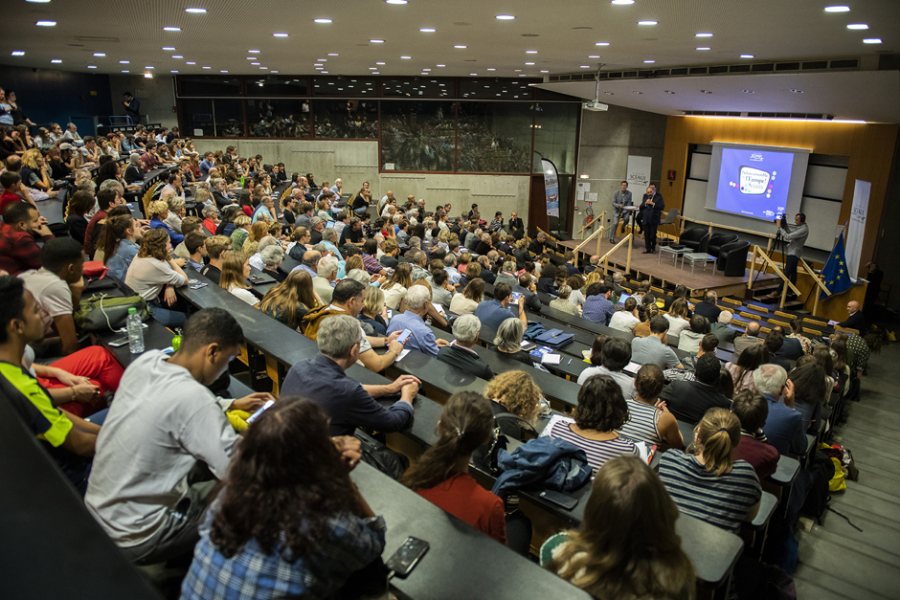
(583, 101), (609, 112)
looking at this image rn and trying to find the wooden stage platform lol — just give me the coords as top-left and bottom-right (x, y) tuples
(557, 236), (779, 297)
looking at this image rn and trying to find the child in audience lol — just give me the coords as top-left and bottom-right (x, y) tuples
(180, 398), (384, 600)
(124, 228), (189, 328)
(618, 364), (683, 449)
(219, 252), (257, 306)
(658, 407), (762, 531)
(0, 275), (102, 494)
(541, 456), (695, 600)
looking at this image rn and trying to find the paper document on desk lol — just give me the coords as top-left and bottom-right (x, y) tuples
(635, 441), (651, 463)
(541, 353), (562, 365)
(539, 414), (575, 437)
(394, 349), (411, 362)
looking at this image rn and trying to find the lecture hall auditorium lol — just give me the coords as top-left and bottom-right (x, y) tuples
(1, 1), (899, 599)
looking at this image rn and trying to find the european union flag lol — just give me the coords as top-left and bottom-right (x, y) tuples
(820, 231), (853, 299)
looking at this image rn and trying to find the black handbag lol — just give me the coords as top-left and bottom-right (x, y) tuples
(354, 430), (410, 480)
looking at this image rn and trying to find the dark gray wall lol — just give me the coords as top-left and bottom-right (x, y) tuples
(873, 135), (900, 311)
(574, 104), (668, 235)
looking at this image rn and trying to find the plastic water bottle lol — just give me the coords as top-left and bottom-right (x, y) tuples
(127, 307), (145, 354)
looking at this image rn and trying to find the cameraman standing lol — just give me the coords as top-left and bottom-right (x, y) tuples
(769, 213), (808, 298)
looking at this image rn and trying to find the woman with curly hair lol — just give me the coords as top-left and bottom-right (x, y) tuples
(180, 398), (386, 600)
(548, 375), (638, 473)
(541, 456), (695, 600)
(483, 370), (542, 436)
(124, 228), (188, 327)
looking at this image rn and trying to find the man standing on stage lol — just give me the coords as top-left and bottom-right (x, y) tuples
(610, 180), (633, 243)
(769, 213), (809, 298)
(639, 184), (664, 254)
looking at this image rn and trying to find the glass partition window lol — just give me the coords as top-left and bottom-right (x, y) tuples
(178, 76), (242, 97)
(213, 100), (244, 137)
(532, 103), (579, 175)
(246, 99), (311, 138)
(381, 101), (455, 172)
(181, 99), (214, 137)
(312, 99), (378, 139)
(246, 76), (309, 97)
(382, 78), (454, 98)
(459, 79), (536, 100)
(312, 77), (378, 97)
(456, 102), (533, 173)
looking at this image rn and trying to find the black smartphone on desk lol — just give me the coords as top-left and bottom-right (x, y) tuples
(386, 537), (429, 579)
(539, 489), (578, 510)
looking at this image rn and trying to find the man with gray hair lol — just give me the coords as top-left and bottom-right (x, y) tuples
(249, 236), (279, 270)
(259, 244), (284, 272)
(436, 315), (494, 379)
(495, 261), (518, 288)
(732, 320), (763, 363)
(314, 254), (339, 304)
(408, 249), (430, 282)
(752, 364), (806, 456)
(320, 227), (343, 260)
(443, 253), (461, 285)
(281, 315), (421, 436)
(477, 255), (496, 284)
(291, 249), (321, 278)
(386, 285), (451, 357)
(711, 309), (738, 345)
(308, 216), (325, 245)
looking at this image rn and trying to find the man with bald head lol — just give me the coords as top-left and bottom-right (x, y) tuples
(379, 190), (394, 213)
(833, 300), (866, 332)
(291, 250), (321, 279)
(731, 320), (763, 363)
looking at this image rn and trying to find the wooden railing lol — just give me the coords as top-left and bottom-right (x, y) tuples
(799, 257), (831, 315)
(747, 245), (801, 309)
(595, 234), (634, 276)
(577, 210), (606, 238)
(571, 221), (606, 263)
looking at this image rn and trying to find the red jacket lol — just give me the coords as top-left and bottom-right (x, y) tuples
(0, 191), (22, 215)
(0, 223), (54, 275)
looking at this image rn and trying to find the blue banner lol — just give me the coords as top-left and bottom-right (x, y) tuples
(820, 231), (853, 299)
(541, 158), (560, 218)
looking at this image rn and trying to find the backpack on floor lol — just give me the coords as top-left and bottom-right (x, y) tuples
(800, 452), (835, 522)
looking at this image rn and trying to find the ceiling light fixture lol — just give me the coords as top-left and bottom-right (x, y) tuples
(51, 59), (62, 63)
(252, 62), (260, 65)
(27, 0), (52, 2)
(589, 55), (600, 58)
(328, 53), (339, 56)
(202, 66), (210, 69)
(320, 70), (328, 73)
(847, 23), (869, 29)
(540, 69), (549, 73)
(487, 68), (496, 71)
(742, 89), (754, 94)
(824, 5), (850, 12)
(186, 61), (196, 64)
(368, 67), (377, 70)
(595, 42), (610, 46)
(863, 38), (883, 44)
(249, 49), (260, 53)
(526, 50), (538, 54)
(119, 60), (129, 64)
(273, 32), (288, 37)
(470, 72), (477, 75)
(93, 53), (106, 57)
(370, 39), (385, 43)
(526, 62), (535, 65)
(496, 15), (515, 20)
(644, 59), (655, 63)
(10, 51), (24, 56)
(162, 47), (175, 51)
(163, 26), (180, 31)
(260, 66), (267, 69)
(122, 70), (130, 73)
(696, 32), (713, 37)
(220, 70), (228, 73)
(638, 20), (658, 25)
(580, 65), (591, 68)
(173, 55), (183, 58)
(185, 7), (206, 13)
(420, 28), (436, 32)
(144, 65), (154, 69)
(36, 20), (56, 26)
(611, 0), (634, 4)
(740, 54), (754, 58)
(170, 70), (178, 73)
(87, 65), (97, 69)
(436, 64), (445, 67)
(386, 0), (408, 4)
(454, 45), (467, 48)
(401, 55), (411, 59)
(697, 47), (710, 50)
(789, 89), (803, 93)
(313, 19), (332, 24)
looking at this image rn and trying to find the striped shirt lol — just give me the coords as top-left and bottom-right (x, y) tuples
(549, 420), (638, 473)
(618, 398), (662, 445)
(658, 451), (761, 532)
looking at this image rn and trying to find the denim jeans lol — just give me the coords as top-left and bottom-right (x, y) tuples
(148, 300), (187, 328)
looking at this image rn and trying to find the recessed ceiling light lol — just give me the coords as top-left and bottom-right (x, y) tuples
(371, 71), (378, 74)
(162, 47), (175, 51)
(314, 63), (323, 66)
(847, 23), (868, 29)
(51, 59), (62, 63)
(664, 90), (675, 94)
(595, 42), (610, 46)
(742, 89), (754, 94)
(526, 50), (538, 54)
(589, 55), (600, 58)
(696, 47), (710, 50)
(186, 61), (196, 64)
(423, 68), (431, 71)
(580, 65), (591, 68)
(173, 55), (183, 58)
(11, 51), (24, 56)
(87, 65), (97, 69)
(252, 62), (260, 65)
(271, 71), (278, 73)
(701, 89), (713, 94)
(540, 70), (549, 73)
(249, 49), (260, 53)
(163, 26), (180, 31)
(611, 0), (634, 4)
(454, 45), (467, 48)
(824, 5), (850, 12)
(487, 68), (495, 71)
(202, 66), (211, 69)
(260, 66), (267, 69)
(369, 67), (377, 70)
(638, 20), (658, 25)
(526, 62), (535, 65)
(386, 0), (407, 4)
(514, 69), (521, 72)
(170, 70), (178, 73)
(436, 64), (445, 67)
(696, 32), (713, 37)
(145, 65), (154, 69)
(328, 53), (339, 56)
(119, 60), (129, 64)
(644, 60), (655, 63)
(740, 54), (754, 58)
(220, 70), (228, 73)
(496, 15), (515, 20)
(26, 0), (52, 2)
(633, 91), (642, 94)
(320, 70), (328, 73)
(93, 53), (106, 57)
(370, 39), (385, 43)
(122, 70), (130, 73)
(273, 32), (288, 37)
(401, 55), (412, 59)
(789, 89), (803, 93)
(420, 28), (436, 32)
(36, 20), (56, 26)
(185, 7), (206, 13)
(313, 18), (332, 23)
(863, 38), (883, 44)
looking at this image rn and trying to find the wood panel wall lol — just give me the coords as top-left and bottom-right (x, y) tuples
(660, 117), (899, 278)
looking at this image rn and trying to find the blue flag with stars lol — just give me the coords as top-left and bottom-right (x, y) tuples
(820, 231), (853, 299)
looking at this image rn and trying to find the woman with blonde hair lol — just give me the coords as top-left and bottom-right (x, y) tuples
(258, 270), (320, 329)
(664, 298), (691, 338)
(242, 221), (269, 255)
(658, 407), (761, 531)
(148, 200), (184, 244)
(381, 263), (412, 311)
(359, 286), (389, 336)
(164, 195), (186, 234)
(20, 148), (51, 192)
(541, 456), (695, 600)
(230, 214), (252, 252)
(484, 370), (542, 431)
(449, 278), (483, 316)
(219, 252), (258, 306)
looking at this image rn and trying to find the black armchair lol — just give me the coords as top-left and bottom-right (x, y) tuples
(717, 240), (751, 277)
(679, 228), (710, 252)
(708, 233), (739, 258)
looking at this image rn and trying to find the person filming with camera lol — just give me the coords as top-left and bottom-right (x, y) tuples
(768, 213), (808, 299)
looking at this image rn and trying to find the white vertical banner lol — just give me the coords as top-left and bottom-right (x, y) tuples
(845, 179), (870, 283)
(626, 155), (652, 190)
(542, 159), (560, 218)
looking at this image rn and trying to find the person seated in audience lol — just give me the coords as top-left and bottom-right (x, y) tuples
(258, 270), (321, 331)
(406, 248), (430, 282)
(608, 296), (640, 334)
(710, 309), (738, 345)
(476, 255), (496, 285)
(318, 227), (343, 261)
(693, 290), (721, 323)
(771, 323), (804, 360)
(229, 214), (252, 252)
(665, 332), (719, 382)
(726, 343), (769, 393)
(483, 370), (542, 438)
(247, 236), (277, 271)
(358, 286), (388, 336)
(565, 274), (586, 311)
(541, 456), (695, 598)
(787, 362), (828, 434)
(549, 285), (581, 316)
(658, 408), (761, 532)
(19, 238), (85, 356)
(677, 314), (709, 353)
(183, 232), (207, 273)
(0, 274), (107, 496)
(429, 268), (455, 309)
(663, 298), (691, 339)
(562, 251), (579, 276)
(380, 262), (411, 311)
(456, 261), (480, 291)
(489, 318), (534, 367)
(65, 191), (96, 247)
(582, 282), (616, 326)
(180, 397), (383, 600)
(577, 337), (635, 400)
(308, 217), (325, 245)
(307, 255), (333, 305)
(218, 252), (257, 307)
(85, 309), (271, 563)
(386, 285), (450, 358)
(147, 200), (184, 245)
(283, 315), (419, 435)
(474, 282), (527, 331)
(536, 264), (559, 294)
(437, 315), (494, 379)
(731, 390), (780, 481)
(173, 217), (204, 260)
(403, 392), (531, 555)
(732, 320), (763, 363)
(241, 221), (269, 256)
(450, 278), (484, 316)
(0, 202), (54, 276)
(764, 331), (792, 370)
(634, 293), (659, 329)
(200, 235), (230, 285)
(660, 354), (732, 424)
(752, 364), (806, 456)
(631, 316), (682, 370)
(379, 238), (400, 268)
(125, 229), (189, 328)
(618, 364), (683, 449)
(98, 215), (140, 281)
(549, 375), (638, 472)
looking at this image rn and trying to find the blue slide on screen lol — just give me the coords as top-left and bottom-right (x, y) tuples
(714, 147), (794, 220)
